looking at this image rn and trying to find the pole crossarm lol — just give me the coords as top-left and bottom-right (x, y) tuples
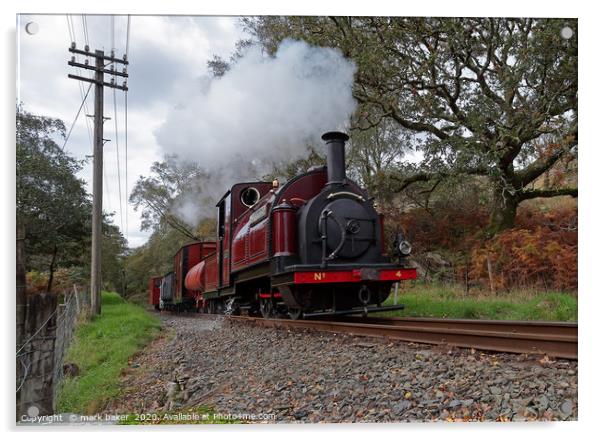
(68, 74), (128, 91)
(68, 46), (129, 65)
(68, 60), (129, 78)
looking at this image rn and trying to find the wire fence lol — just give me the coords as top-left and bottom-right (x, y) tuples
(16, 285), (88, 418)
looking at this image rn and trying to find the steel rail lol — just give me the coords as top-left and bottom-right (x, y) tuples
(216, 315), (577, 359)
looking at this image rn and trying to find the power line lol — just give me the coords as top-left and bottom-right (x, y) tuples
(113, 88), (124, 234)
(108, 14), (125, 235)
(123, 93), (128, 240)
(103, 147), (112, 214)
(81, 14), (89, 47)
(67, 13), (110, 216)
(62, 83), (92, 151)
(66, 15), (94, 149)
(111, 15), (115, 52)
(66, 15), (74, 43)
(124, 15), (131, 242)
(126, 15), (131, 58)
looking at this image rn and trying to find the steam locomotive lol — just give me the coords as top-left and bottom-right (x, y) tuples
(149, 132), (416, 319)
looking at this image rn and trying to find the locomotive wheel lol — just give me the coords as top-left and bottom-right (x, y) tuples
(208, 299), (224, 315)
(224, 298), (240, 316)
(259, 298), (276, 319)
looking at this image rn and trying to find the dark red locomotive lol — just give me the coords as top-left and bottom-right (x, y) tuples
(152, 132), (416, 318)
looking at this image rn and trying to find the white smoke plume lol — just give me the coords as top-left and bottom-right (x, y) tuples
(155, 39), (357, 227)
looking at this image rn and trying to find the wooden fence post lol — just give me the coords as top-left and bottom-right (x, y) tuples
(487, 254), (496, 296)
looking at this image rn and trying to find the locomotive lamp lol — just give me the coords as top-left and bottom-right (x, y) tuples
(398, 240), (412, 256)
(393, 232), (412, 258)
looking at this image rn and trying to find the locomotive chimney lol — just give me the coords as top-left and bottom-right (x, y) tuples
(321, 131), (349, 186)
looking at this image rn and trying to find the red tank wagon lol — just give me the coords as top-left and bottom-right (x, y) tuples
(160, 241), (217, 311)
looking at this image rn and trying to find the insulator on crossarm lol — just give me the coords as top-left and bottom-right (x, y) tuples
(111, 50), (115, 58)
(110, 77), (115, 84)
(70, 42), (76, 49)
(84, 59), (89, 65)
(122, 81), (127, 88)
(71, 56), (75, 63)
(123, 54), (127, 62)
(122, 67), (126, 74)
(84, 44), (89, 52)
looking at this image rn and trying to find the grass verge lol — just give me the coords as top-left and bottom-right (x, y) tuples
(56, 291), (161, 414)
(379, 282), (577, 321)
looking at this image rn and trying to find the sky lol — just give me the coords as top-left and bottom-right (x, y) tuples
(17, 14), (245, 248)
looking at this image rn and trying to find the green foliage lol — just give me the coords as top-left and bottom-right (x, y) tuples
(346, 119), (411, 203)
(124, 225), (200, 296)
(17, 107), (128, 293)
(379, 282), (577, 321)
(56, 292), (161, 414)
(26, 268), (87, 295)
(101, 220), (129, 293)
(127, 156), (220, 296)
(129, 155), (208, 240)
(17, 107), (91, 285)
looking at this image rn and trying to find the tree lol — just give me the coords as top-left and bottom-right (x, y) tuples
(17, 107), (129, 293)
(17, 107), (92, 291)
(347, 117), (410, 202)
(101, 219), (128, 293)
(129, 156), (207, 240)
(243, 17), (578, 233)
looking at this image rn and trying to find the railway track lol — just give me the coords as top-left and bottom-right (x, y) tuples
(218, 315), (577, 359)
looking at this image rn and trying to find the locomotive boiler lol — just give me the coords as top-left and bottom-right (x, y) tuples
(153, 131), (416, 319)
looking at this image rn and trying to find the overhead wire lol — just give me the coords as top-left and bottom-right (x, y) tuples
(66, 15), (74, 43)
(76, 16), (94, 150)
(124, 15), (131, 242)
(65, 14), (93, 150)
(81, 14), (89, 47)
(61, 83), (92, 151)
(67, 14), (114, 215)
(111, 15), (125, 234)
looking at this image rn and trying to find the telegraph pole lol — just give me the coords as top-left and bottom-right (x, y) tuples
(67, 44), (128, 315)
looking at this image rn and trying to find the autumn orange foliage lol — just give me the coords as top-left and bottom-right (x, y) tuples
(470, 207), (577, 291)
(26, 268), (75, 295)
(385, 203), (489, 254)
(386, 203), (577, 292)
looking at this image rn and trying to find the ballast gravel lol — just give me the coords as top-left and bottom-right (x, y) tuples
(104, 314), (578, 423)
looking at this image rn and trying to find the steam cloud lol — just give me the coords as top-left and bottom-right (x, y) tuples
(155, 39), (357, 226)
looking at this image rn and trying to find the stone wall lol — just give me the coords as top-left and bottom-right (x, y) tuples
(16, 287), (87, 419)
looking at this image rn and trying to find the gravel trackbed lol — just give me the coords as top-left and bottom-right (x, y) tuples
(104, 314), (577, 423)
